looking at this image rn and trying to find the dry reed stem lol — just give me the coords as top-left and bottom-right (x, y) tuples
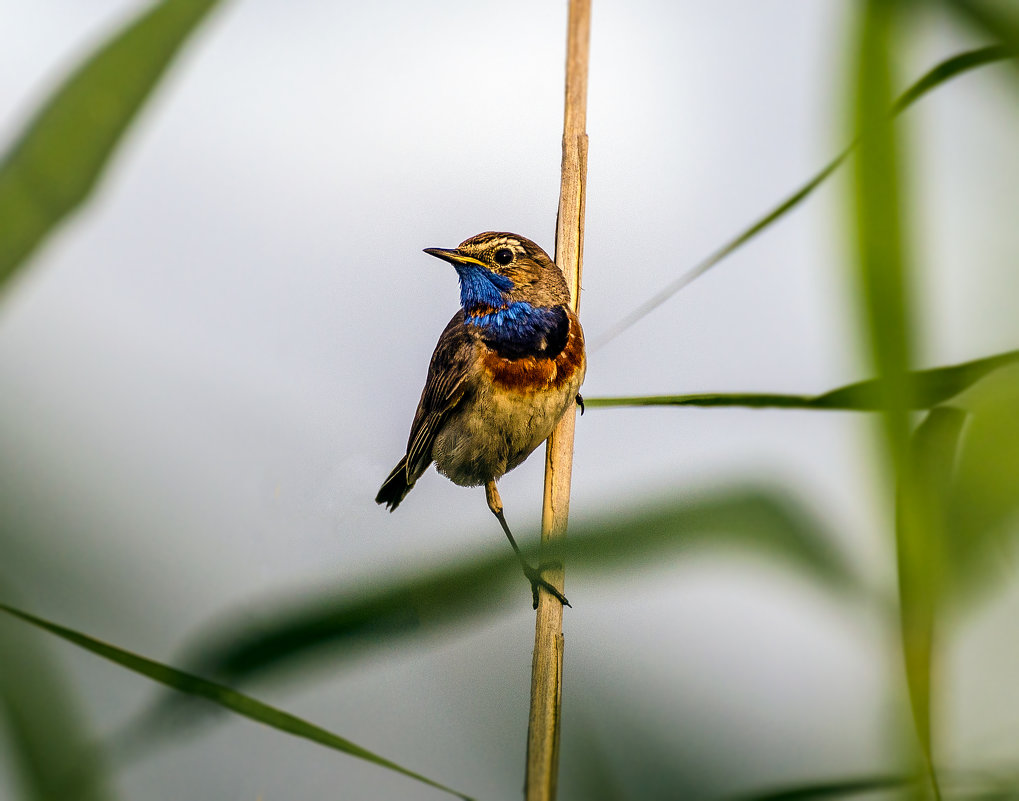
(524, 0), (590, 798)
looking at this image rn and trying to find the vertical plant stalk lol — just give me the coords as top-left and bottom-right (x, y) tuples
(850, 3), (938, 799)
(525, 1), (590, 799)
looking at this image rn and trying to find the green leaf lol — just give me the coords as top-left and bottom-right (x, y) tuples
(849, 3), (932, 794)
(583, 348), (1019, 410)
(591, 44), (1015, 351)
(0, 585), (114, 801)
(0, 602), (474, 801)
(0, 0), (223, 289)
(946, 0), (1019, 62)
(895, 408), (969, 780)
(945, 366), (1019, 603)
(851, 0), (914, 469)
(728, 774), (913, 801)
(174, 488), (856, 688)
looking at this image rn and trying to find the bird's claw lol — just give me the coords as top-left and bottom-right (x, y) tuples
(523, 562), (570, 609)
(576, 393), (585, 415)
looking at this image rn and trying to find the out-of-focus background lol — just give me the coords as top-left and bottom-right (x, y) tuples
(1, 1), (1018, 799)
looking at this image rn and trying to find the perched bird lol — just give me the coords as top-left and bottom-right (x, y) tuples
(376, 232), (586, 608)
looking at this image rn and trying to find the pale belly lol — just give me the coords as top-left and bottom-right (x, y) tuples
(431, 374), (583, 487)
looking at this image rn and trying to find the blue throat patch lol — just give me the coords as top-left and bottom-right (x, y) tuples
(456, 263), (514, 310)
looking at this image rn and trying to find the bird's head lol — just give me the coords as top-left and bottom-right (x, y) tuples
(424, 232), (570, 312)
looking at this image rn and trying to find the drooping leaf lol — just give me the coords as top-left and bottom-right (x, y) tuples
(583, 348), (1019, 411)
(592, 45), (1015, 350)
(0, 602), (474, 801)
(0, 0), (224, 289)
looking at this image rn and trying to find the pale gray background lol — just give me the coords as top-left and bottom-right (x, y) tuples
(1, 1), (1018, 799)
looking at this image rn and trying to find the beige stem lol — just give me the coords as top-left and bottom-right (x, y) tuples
(524, 0), (590, 798)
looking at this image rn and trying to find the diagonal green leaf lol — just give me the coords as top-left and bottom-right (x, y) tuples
(591, 44), (1015, 351)
(0, 602), (474, 801)
(173, 487), (856, 690)
(583, 348), (1019, 411)
(0, 582), (114, 801)
(0, 0), (223, 289)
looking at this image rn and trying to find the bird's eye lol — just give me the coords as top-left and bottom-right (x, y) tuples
(493, 248), (514, 266)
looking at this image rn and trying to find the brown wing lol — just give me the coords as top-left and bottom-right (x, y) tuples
(404, 310), (476, 480)
(377, 311), (474, 510)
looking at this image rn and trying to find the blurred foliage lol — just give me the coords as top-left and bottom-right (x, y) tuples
(169, 486), (855, 689)
(0, 587), (112, 801)
(0, 602), (473, 800)
(592, 43), (1015, 351)
(585, 349), (1019, 409)
(0, 0), (222, 290)
(0, 0), (1018, 799)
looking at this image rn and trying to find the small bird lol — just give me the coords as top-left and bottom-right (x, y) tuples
(376, 232), (586, 608)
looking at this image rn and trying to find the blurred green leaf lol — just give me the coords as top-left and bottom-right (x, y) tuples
(945, 366), (1019, 603)
(946, 0), (1019, 61)
(0, 602), (474, 801)
(851, 0), (914, 469)
(584, 348), (1019, 410)
(592, 44), (1015, 350)
(895, 407), (969, 781)
(0, 584), (113, 801)
(0, 0), (223, 289)
(729, 774), (912, 801)
(849, 2), (937, 793)
(174, 487), (855, 689)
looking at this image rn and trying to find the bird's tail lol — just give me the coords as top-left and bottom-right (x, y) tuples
(375, 457), (414, 511)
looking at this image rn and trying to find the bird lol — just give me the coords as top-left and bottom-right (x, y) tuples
(376, 231), (586, 608)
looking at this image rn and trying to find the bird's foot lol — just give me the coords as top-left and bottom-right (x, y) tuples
(576, 393), (585, 415)
(522, 561), (571, 610)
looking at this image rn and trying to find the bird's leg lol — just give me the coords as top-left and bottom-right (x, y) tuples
(485, 481), (570, 609)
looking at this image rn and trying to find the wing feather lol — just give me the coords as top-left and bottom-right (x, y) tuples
(404, 311), (475, 481)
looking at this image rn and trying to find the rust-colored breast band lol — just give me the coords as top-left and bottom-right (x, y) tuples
(481, 311), (586, 393)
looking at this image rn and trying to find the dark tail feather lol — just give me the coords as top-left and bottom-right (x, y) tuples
(376, 457), (414, 511)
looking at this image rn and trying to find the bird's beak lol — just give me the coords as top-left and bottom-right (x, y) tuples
(423, 247), (487, 268)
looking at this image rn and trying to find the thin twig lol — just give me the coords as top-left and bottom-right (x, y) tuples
(525, 1), (590, 799)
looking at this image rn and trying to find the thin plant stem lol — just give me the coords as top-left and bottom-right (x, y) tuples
(525, 0), (590, 799)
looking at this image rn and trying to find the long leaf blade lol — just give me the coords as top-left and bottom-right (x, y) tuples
(583, 348), (1019, 410)
(0, 590), (114, 801)
(592, 44), (1015, 350)
(850, 2), (933, 794)
(0, 603), (473, 800)
(175, 488), (856, 688)
(0, 0), (222, 287)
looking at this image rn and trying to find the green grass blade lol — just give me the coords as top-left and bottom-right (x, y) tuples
(850, 3), (933, 795)
(0, 0), (223, 289)
(945, 366), (1019, 605)
(0, 587), (114, 801)
(172, 488), (856, 688)
(0, 602), (474, 800)
(591, 44), (1014, 351)
(946, 0), (1019, 62)
(895, 408), (969, 788)
(584, 348), (1019, 410)
(729, 773), (912, 801)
